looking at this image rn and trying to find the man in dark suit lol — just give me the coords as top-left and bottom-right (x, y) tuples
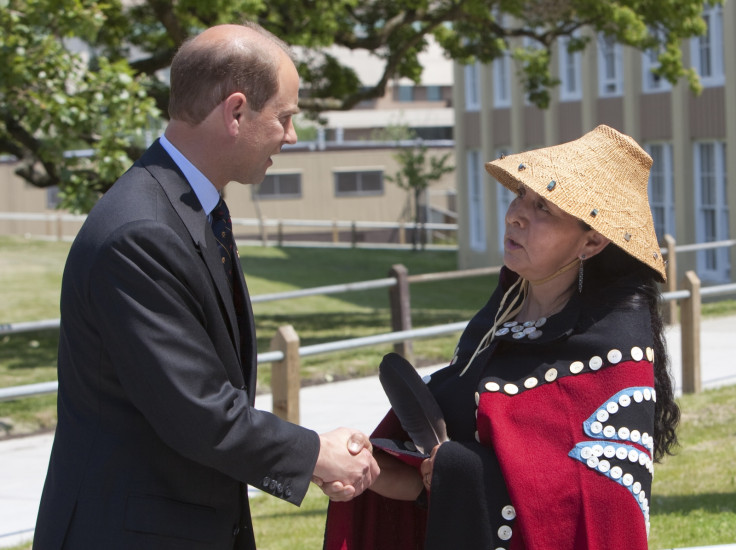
(34, 22), (378, 549)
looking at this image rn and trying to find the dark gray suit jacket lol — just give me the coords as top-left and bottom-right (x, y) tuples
(34, 141), (320, 549)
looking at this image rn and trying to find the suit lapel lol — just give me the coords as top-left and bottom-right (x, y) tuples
(232, 247), (258, 401)
(140, 141), (246, 373)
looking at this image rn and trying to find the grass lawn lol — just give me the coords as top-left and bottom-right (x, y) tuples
(0, 236), (492, 435)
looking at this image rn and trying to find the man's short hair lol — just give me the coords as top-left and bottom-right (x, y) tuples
(168, 22), (293, 125)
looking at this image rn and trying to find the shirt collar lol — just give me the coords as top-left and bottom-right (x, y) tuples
(159, 134), (221, 216)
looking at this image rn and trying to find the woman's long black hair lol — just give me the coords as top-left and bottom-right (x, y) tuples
(581, 243), (680, 462)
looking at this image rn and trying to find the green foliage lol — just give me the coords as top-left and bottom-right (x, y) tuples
(1, 0), (160, 212)
(386, 143), (454, 197)
(1, 0), (718, 211)
(385, 138), (454, 248)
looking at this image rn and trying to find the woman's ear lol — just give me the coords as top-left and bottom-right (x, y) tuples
(221, 92), (247, 136)
(581, 230), (611, 259)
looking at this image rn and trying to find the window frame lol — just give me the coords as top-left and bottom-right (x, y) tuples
(464, 62), (481, 112)
(253, 172), (303, 200)
(690, 3), (725, 87)
(467, 149), (486, 252)
(641, 28), (672, 94)
(693, 140), (730, 282)
(558, 34), (582, 102)
(644, 142), (675, 241)
(597, 34), (623, 97)
(492, 52), (511, 108)
(333, 169), (385, 197)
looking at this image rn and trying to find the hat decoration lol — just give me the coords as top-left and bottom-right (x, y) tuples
(485, 125), (666, 281)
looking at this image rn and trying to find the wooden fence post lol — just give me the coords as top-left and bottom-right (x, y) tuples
(663, 234), (678, 325)
(277, 221), (284, 247)
(388, 264), (414, 362)
(332, 221), (339, 243)
(399, 223), (406, 245)
(270, 325), (301, 424)
(680, 271), (701, 394)
(56, 213), (63, 242)
(351, 222), (358, 247)
(259, 220), (268, 247)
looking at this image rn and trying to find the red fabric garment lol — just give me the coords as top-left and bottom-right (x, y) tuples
(324, 268), (657, 550)
(324, 411), (428, 550)
(477, 360), (654, 549)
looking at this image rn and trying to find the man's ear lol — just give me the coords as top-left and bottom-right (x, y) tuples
(581, 230), (611, 259)
(221, 92), (247, 136)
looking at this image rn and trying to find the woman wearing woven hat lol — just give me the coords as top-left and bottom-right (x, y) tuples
(324, 125), (680, 550)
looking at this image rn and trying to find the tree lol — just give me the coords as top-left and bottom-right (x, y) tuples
(385, 139), (454, 250)
(1, 0), (718, 211)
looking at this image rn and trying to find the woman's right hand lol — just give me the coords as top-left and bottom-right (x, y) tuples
(420, 444), (440, 491)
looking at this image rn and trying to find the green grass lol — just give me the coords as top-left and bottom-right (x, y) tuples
(647, 384), (736, 548)
(0, 235), (491, 436)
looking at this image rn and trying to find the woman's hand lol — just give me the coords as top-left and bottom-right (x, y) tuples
(420, 444), (440, 491)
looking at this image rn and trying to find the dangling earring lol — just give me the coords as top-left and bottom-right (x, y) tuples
(578, 255), (585, 293)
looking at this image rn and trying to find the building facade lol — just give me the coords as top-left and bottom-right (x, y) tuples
(454, 2), (735, 284)
(1, 40), (457, 244)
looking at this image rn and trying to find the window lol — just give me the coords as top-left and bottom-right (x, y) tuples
(558, 35), (582, 101)
(254, 173), (302, 199)
(597, 34), (623, 97)
(334, 170), (384, 196)
(467, 150), (486, 251)
(464, 62), (480, 111)
(426, 85), (442, 101)
(694, 141), (730, 281)
(642, 28), (671, 93)
(645, 143), (675, 241)
(397, 85), (414, 102)
(690, 3), (724, 87)
(493, 52), (511, 108)
(494, 149), (514, 250)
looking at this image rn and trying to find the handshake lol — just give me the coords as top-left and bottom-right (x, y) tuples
(312, 427), (380, 502)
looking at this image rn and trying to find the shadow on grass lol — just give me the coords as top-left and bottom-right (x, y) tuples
(242, 247), (496, 312)
(651, 492), (736, 515)
(0, 331), (59, 371)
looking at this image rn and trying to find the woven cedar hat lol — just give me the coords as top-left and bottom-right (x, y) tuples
(485, 124), (666, 281)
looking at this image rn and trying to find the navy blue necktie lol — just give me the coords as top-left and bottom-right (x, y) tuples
(211, 199), (235, 292)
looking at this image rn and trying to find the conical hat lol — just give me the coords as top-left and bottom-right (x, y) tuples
(485, 125), (666, 281)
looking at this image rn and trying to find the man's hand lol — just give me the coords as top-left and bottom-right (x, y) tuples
(312, 428), (379, 502)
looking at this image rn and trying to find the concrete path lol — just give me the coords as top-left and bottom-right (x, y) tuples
(2, 315), (735, 548)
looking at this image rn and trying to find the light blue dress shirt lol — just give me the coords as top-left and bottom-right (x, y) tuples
(159, 134), (221, 219)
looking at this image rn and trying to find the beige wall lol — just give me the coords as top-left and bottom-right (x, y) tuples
(1, 147), (456, 240)
(225, 146), (456, 225)
(0, 162), (86, 238)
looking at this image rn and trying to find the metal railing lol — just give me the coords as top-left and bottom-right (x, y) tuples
(0, 211), (459, 249)
(2, 233), (736, 413)
(3, 275), (736, 416)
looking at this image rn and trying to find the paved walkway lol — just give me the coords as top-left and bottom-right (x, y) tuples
(2, 316), (735, 548)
